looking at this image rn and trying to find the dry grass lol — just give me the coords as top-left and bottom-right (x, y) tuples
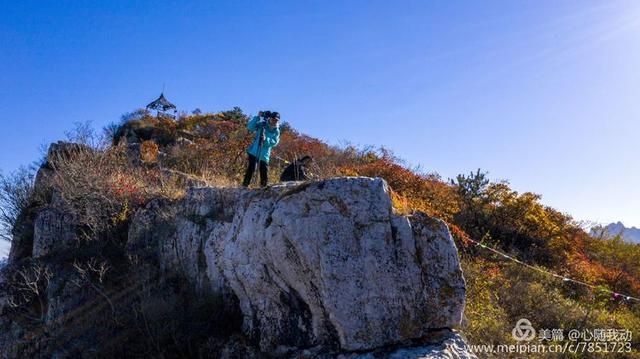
(46, 144), (188, 239)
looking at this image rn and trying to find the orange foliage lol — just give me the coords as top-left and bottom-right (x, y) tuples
(341, 157), (460, 221)
(565, 233), (640, 295)
(449, 223), (472, 245)
(140, 140), (159, 163)
(275, 131), (331, 162)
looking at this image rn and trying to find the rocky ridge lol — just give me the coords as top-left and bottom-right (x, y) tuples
(0, 143), (475, 358)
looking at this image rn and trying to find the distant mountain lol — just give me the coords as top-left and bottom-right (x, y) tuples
(593, 222), (640, 244)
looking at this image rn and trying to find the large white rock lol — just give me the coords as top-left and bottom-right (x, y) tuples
(129, 177), (466, 355)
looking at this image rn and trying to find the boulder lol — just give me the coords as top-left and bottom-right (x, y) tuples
(130, 177), (466, 355)
(1, 176), (472, 357)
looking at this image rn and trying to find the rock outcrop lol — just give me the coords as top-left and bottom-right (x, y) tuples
(1, 173), (474, 358)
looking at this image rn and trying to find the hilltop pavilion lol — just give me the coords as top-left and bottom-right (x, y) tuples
(146, 93), (177, 118)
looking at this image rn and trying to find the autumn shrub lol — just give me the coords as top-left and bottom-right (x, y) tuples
(163, 138), (246, 184)
(178, 113), (215, 133)
(461, 258), (512, 350)
(46, 144), (185, 239)
(0, 167), (37, 242)
(112, 110), (179, 146)
(452, 170), (573, 265)
(463, 257), (640, 358)
(140, 140), (159, 163)
(564, 232), (640, 300)
(3, 260), (52, 324)
(275, 129), (332, 168)
(341, 154), (460, 221)
(217, 106), (250, 124)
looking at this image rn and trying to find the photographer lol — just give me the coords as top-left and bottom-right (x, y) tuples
(242, 111), (281, 187)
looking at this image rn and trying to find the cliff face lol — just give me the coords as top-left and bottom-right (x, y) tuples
(0, 151), (474, 358)
(130, 177), (466, 353)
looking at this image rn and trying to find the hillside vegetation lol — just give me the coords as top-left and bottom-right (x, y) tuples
(3, 108), (639, 357)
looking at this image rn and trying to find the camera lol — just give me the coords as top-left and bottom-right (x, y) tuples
(259, 110), (280, 120)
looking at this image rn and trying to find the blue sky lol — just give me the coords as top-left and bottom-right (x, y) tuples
(1, 0), (639, 258)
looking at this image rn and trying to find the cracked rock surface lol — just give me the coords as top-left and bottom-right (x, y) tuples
(2, 175), (473, 358)
(130, 177), (467, 355)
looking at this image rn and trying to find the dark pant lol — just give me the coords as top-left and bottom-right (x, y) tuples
(242, 154), (268, 187)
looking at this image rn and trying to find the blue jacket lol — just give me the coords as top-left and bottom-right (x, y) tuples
(246, 116), (280, 163)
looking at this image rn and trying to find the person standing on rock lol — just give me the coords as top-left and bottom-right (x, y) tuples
(242, 111), (281, 187)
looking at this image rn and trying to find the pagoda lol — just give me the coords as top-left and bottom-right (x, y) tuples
(146, 92), (177, 118)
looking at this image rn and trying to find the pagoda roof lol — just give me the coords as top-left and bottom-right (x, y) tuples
(146, 93), (176, 112)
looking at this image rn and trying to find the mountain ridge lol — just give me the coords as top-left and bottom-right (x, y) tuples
(1, 110), (639, 356)
(594, 222), (640, 244)
(0, 156), (474, 357)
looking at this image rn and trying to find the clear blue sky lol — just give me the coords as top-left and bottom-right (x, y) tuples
(1, 0), (639, 236)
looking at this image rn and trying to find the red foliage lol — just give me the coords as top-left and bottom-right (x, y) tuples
(275, 131), (331, 162)
(108, 173), (145, 206)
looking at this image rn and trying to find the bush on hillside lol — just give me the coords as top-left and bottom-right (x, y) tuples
(452, 170), (573, 265)
(340, 153), (460, 221)
(0, 167), (36, 242)
(46, 144), (186, 240)
(463, 258), (640, 358)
